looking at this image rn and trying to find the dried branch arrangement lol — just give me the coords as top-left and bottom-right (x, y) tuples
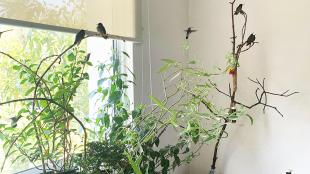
(208, 1), (298, 173)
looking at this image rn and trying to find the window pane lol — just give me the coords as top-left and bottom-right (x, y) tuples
(0, 24), (133, 173)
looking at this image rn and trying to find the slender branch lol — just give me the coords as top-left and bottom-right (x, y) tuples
(213, 78), (298, 117)
(0, 97), (88, 158)
(0, 106), (49, 172)
(0, 51), (52, 98)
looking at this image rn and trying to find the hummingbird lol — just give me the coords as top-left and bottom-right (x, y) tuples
(234, 4), (244, 15)
(74, 30), (85, 45)
(246, 33), (256, 46)
(185, 27), (197, 40)
(97, 23), (108, 39)
(0, 29), (13, 38)
(10, 115), (22, 128)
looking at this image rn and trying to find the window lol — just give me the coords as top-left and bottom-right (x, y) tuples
(0, 24), (133, 173)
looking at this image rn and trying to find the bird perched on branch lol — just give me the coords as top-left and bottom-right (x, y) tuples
(74, 30), (85, 45)
(0, 29), (13, 38)
(185, 27), (197, 40)
(10, 115), (22, 128)
(97, 23), (108, 39)
(246, 33), (256, 46)
(234, 4), (244, 15)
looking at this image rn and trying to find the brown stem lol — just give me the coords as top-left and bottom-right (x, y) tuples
(211, 0), (238, 171)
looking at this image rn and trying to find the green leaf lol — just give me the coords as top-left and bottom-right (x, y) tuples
(188, 60), (196, 64)
(162, 59), (176, 64)
(154, 138), (160, 147)
(113, 116), (123, 125)
(132, 109), (142, 119)
(83, 73), (89, 80)
(40, 100), (48, 108)
(158, 59), (176, 73)
(245, 114), (254, 125)
(12, 65), (21, 71)
(25, 87), (35, 96)
(109, 90), (122, 103)
(67, 53), (76, 61)
(0, 132), (5, 141)
(173, 156), (181, 169)
(149, 96), (165, 109)
(86, 62), (93, 66)
(116, 78), (123, 88)
(104, 114), (110, 127)
(122, 51), (130, 58)
(158, 63), (171, 73)
(125, 152), (142, 174)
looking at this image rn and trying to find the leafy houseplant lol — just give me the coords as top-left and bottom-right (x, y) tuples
(74, 50), (221, 174)
(0, 30), (91, 173)
(0, 29), (220, 173)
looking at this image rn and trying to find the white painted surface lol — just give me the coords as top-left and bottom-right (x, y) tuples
(188, 0), (308, 174)
(134, 0), (189, 173)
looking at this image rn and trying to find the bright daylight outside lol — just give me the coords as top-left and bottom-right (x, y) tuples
(0, 25), (133, 173)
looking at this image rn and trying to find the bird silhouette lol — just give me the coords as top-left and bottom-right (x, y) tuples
(74, 30), (85, 45)
(10, 115), (22, 128)
(185, 27), (197, 40)
(234, 4), (244, 15)
(0, 29), (13, 38)
(97, 23), (108, 39)
(246, 33), (256, 46)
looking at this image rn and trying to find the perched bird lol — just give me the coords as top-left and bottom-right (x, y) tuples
(0, 29), (13, 38)
(97, 23), (108, 39)
(234, 4), (244, 15)
(246, 33), (256, 46)
(10, 115), (22, 128)
(74, 30), (85, 45)
(185, 27), (197, 40)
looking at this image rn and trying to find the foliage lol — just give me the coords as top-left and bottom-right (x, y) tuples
(75, 54), (233, 174)
(0, 27), (89, 173)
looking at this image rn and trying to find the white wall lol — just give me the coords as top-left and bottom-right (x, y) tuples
(189, 0), (309, 174)
(134, 0), (190, 173)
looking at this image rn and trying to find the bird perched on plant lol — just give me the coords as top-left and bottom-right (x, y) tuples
(74, 30), (85, 45)
(0, 29), (13, 38)
(246, 33), (256, 46)
(97, 23), (108, 39)
(10, 115), (22, 128)
(185, 27), (197, 39)
(234, 4), (244, 15)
